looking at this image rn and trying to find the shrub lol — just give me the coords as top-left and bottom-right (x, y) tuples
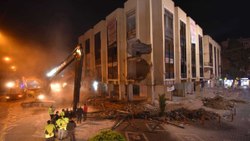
(88, 129), (126, 141)
(159, 94), (166, 116)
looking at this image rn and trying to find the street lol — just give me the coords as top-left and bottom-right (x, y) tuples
(0, 87), (250, 141)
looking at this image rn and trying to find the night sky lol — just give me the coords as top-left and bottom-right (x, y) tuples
(1, 0), (249, 50)
(0, 0), (249, 77)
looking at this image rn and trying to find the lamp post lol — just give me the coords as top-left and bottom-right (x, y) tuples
(3, 56), (12, 63)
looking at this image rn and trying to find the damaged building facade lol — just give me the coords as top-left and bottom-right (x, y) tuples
(78, 0), (221, 103)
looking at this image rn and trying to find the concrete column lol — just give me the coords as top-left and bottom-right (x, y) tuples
(127, 84), (133, 101)
(119, 84), (126, 100)
(108, 83), (114, 98)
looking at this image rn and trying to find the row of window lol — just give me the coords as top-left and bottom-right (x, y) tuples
(84, 8), (207, 81)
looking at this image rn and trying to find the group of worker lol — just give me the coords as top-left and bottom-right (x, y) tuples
(44, 104), (88, 141)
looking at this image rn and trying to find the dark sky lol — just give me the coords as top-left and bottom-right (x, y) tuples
(1, 0), (249, 49)
(0, 0), (249, 77)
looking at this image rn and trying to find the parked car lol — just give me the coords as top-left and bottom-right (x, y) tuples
(4, 88), (25, 101)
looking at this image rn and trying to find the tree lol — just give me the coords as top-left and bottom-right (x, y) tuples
(222, 39), (250, 79)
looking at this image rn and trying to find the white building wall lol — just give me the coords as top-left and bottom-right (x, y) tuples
(174, 7), (188, 83)
(78, 0), (221, 100)
(124, 0), (152, 99)
(187, 17), (196, 81)
(105, 8), (126, 100)
(196, 25), (203, 81)
(151, 0), (175, 100)
(93, 20), (108, 83)
(203, 35), (221, 87)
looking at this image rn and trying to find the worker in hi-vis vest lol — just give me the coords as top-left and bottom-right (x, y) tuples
(44, 120), (56, 141)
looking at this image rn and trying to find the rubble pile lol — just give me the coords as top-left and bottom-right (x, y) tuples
(202, 95), (234, 110)
(87, 97), (155, 119)
(165, 108), (219, 123)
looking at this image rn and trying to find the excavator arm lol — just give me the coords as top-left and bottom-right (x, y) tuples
(46, 45), (83, 112)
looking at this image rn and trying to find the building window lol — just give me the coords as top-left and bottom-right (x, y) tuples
(107, 18), (118, 79)
(199, 35), (204, 77)
(209, 43), (213, 66)
(133, 85), (140, 96)
(214, 47), (217, 77)
(217, 49), (220, 75)
(164, 9), (174, 79)
(94, 32), (101, 65)
(85, 39), (90, 76)
(180, 21), (187, 78)
(94, 32), (102, 80)
(191, 43), (196, 78)
(127, 10), (136, 40)
(85, 39), (90, 54)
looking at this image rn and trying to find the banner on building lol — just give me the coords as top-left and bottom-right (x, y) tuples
(167, 85), (175, 92)
(190, 20), (196, 44)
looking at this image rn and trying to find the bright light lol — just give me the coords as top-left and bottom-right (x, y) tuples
(76, 48), (82, 56)
(18, 94), (23, 98)
(50, 83), (62, 92)
(62, 82), (67, 88)
(46, 67), (58, 77)
(47, 62), (67, 77)
(37, 94), (45, 100)
(92, 81), (98, 91)
(10, 65), (16, 71)
(5, 96), (10, 99)
(241, 78), (249, 87)
(224, 79), (233, 88)
(3, 57), (11, 62)
(6, 81), (15, 88)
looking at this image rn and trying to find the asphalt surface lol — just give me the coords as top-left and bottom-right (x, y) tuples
(0, 87), (250, 141)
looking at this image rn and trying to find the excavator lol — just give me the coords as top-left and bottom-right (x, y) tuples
(21, 45), (83, 112)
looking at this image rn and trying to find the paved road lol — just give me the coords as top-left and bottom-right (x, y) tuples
(0, 87), (249, 141)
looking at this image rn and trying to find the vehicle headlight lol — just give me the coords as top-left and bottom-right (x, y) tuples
(18, 94), (23, 98)
(37, 94), (45, 100)
(5, 96), (10, 99)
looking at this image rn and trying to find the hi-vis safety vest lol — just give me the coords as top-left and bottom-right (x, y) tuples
(45, 124), (55, 138)
(60, 111), (65, 117)
(56, 117), (69, 130)
(48, 107), (54, 115)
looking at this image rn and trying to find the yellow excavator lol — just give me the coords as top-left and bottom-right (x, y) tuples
(21, 45), (83, 110)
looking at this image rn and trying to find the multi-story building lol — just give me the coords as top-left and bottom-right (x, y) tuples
(78, 0), (221, 103)
(203, 35), (221, 87)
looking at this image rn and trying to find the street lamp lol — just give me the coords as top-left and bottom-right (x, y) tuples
(6, 81), (15, 88)
(3, 56), (11, 62)
(10, 65), (16, 71)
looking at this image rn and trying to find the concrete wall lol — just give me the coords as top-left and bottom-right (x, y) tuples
(187, 17), (195, 81)
(105, 8), (126, 100)
(93, 21), (107, 83)
(124, 0), (152, 101)
(203, 35), (221, 82)
(174, 7), (188, 83)
(78, 0), (222, 101)
(196, 25), (203, 81)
